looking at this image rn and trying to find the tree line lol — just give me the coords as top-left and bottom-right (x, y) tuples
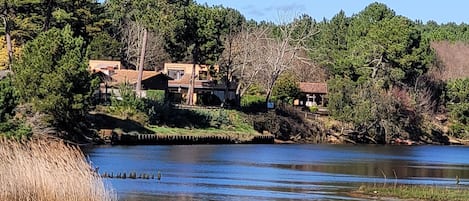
(0, 1), (467, 142)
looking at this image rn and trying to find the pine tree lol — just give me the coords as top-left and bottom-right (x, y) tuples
(12, 25), (94, 127)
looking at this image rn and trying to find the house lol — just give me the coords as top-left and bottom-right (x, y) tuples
(296, 82), (328, 107)
(90, 60), (171, 101)
(163, 63), (238, 106)
(89, 60), (122, 72)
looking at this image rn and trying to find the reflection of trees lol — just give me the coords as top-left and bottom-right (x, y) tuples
(167, 146), (218, 163)
(273, 162), (469, 180)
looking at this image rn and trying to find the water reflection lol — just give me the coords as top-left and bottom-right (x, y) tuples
(84, 144), (469, 200)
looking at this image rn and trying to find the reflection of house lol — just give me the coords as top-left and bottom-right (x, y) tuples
(90, 60), (170, 100)
(163, 63), (237, 105)
(297, 82), (327, 107)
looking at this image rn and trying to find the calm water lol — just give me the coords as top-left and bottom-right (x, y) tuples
(85, 144), (469, 200)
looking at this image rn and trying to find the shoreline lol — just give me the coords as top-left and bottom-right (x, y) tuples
(93, 126), (469, 146)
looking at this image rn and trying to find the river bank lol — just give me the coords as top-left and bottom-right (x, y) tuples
(88, 104), (469, 146)
(350, 184), (469, 201)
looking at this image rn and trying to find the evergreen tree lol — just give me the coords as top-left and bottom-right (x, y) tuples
(12, 25), (95, 128)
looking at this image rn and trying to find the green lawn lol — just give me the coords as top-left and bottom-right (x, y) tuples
(148, 125), (260, 142)
(353, 184), (469, 201)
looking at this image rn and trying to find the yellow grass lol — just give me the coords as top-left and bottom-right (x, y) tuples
(0, 137), (117, 201)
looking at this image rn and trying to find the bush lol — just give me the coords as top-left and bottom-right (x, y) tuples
(0, 120), (31, 139)
(253, 104), (324, 142)
(446, 78), (469, 138)
(0, 76), (17, 121)
(272, 72), (300, 101)
(308, 106), (318, 113)
(145, 90), (165, 105)
(241, 95), (266, 113)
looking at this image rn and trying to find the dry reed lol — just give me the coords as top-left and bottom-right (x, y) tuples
(0, 137), (117, 201)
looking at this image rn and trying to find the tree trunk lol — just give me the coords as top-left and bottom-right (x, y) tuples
(5, 23), (12, 70)
(187, 63), (196, 105)
(136, 27), (148, 96)
(187, 46), (199, 105)
(43, 0), (53, 31)
(2, 2), (12, 70)
(223, 69), (230, 107)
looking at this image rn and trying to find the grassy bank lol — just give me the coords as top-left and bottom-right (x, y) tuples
(149, 126), (261, 142)
(0, 137), (116, 201)
(353, 184), (469, 201)
(148, 109), (261, 141)
(92, 107), (262, 142)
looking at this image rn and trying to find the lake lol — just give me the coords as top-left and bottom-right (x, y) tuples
(85, 144), (469, 200)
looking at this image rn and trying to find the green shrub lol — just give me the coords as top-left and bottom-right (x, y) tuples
(0, 76), (17, 121)
(146, 90), (165, 104)
(107, 84), (148, 124)
(241, 95), (266, 113)
(446, 78), (469, 138)
(211, 109), (231, 128)
(241, 95), (264, 106)
(309, 106), (318, 113)
(0, 120), (32, 139)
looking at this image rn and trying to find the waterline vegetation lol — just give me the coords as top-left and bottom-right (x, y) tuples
(0, 137), (117, 201)
(353, 184), (469, 201)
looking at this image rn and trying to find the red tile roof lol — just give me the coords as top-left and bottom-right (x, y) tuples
(299, 82), (327, 94)
(109, 70), (160, 86)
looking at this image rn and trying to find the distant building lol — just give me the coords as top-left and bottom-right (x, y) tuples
(89, 60), (122, 72)
(297, 82), (328, 107)
(89, 60), (238, 106)
(163, 63), (238, 106)
(90, 60), (170, 101)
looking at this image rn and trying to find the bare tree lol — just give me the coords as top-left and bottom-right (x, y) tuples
(256, 19), (316, 103)
(291, 50), (327, 82)
(121, 20), (170, 71)
(219, 25), (270, 99)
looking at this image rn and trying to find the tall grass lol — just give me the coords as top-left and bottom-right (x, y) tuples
(0, 137), (117, 201)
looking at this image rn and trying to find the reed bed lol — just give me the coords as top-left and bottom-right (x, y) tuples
(0, 137), (117, 201)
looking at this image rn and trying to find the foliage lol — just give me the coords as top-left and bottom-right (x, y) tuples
(311, 3), (432, 87)
(145, 90), (166, 104)
(12, 26), (94, 127)
(272, 72), (300, 102)
(328, 77), (423, 143)
(167, 4), (229, 64)
(0, 76), (17, 121)
(108, 83), (148, 124)
(253, 104), (324, 142)
(240, 95), (265, 113)
(0, 120), (31, 139)
(0, 38), (22, 70)
(86, 32), (120, 60)
(446, 78), (469, 138)
(308, 106), (318, 113)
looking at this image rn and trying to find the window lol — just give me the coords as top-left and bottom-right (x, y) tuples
(168, 70), (184, 80)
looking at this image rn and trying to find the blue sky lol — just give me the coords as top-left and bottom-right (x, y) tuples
(196, 0), (469, 24)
